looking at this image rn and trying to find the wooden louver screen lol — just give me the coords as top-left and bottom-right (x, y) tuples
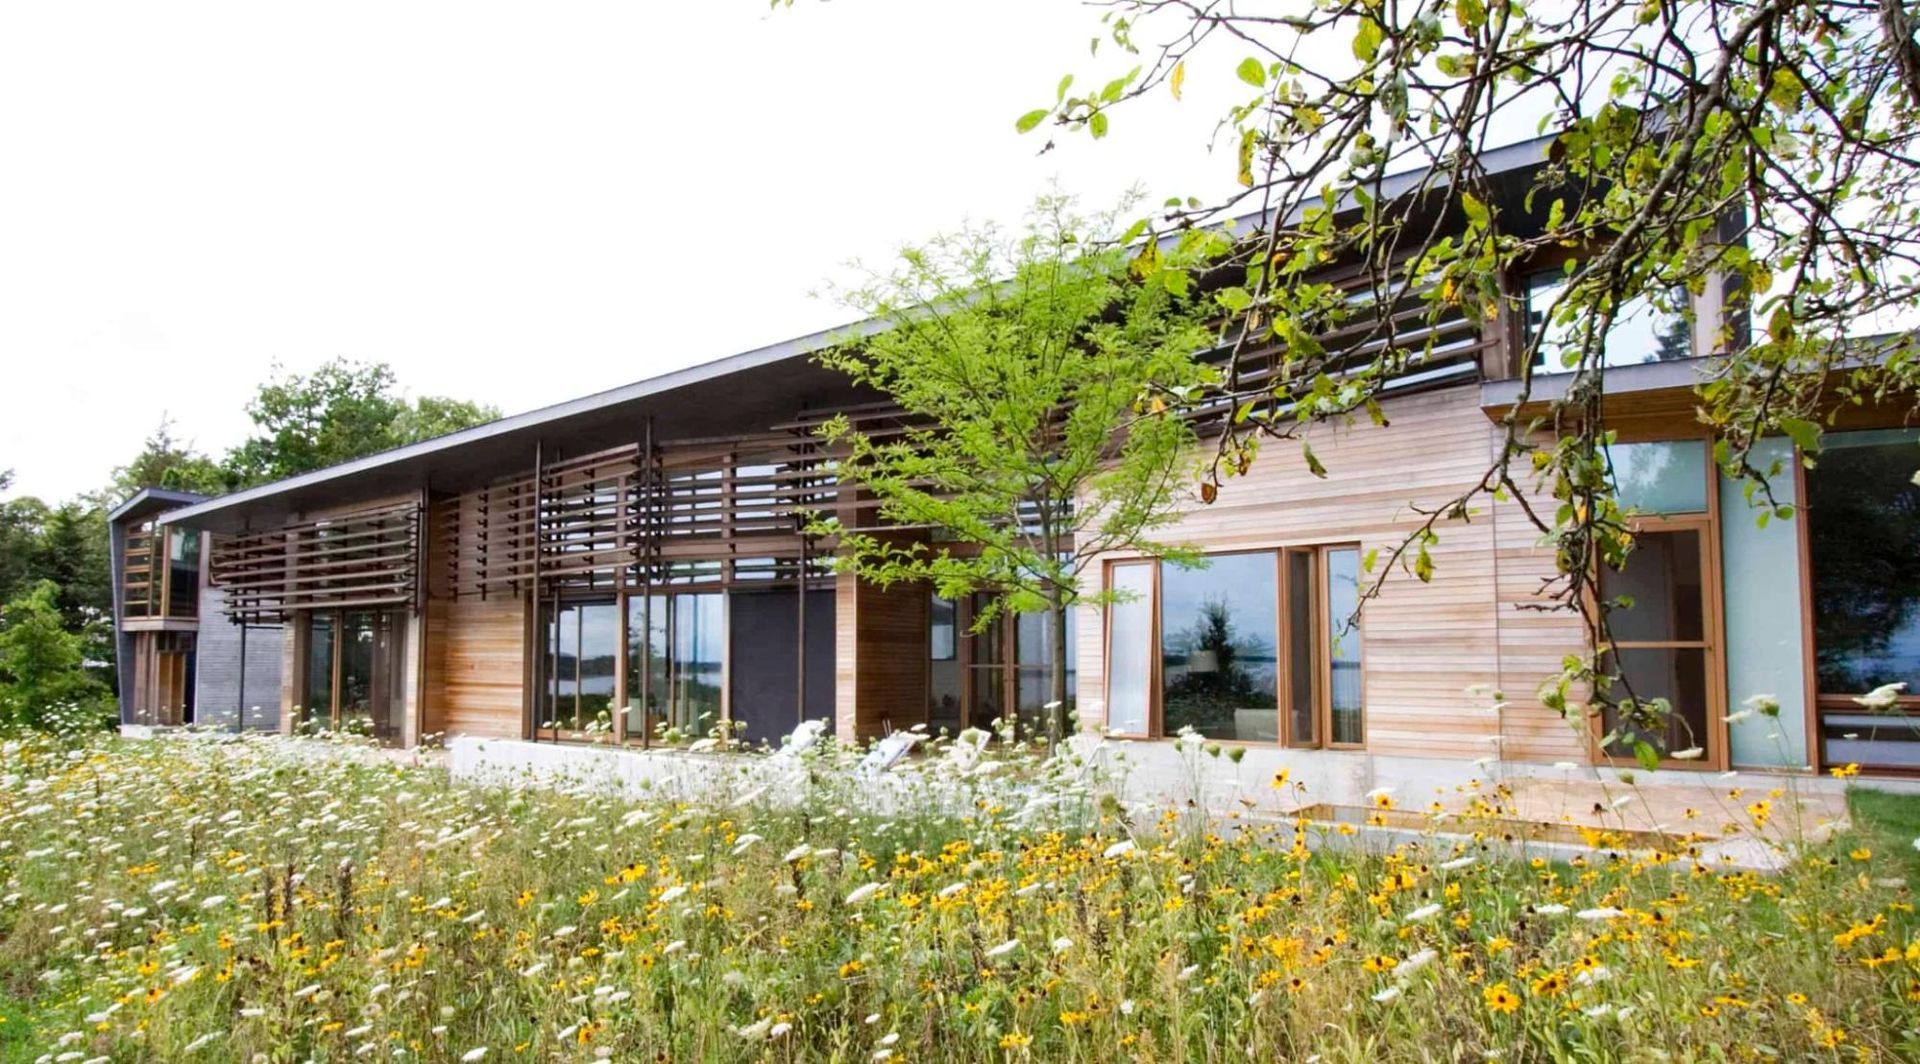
(121, 526), (159, 619)
(209, 502), (423, 625)
(440, 437), (839, 598)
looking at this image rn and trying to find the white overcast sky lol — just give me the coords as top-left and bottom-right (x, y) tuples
(0, 1), (1251, 504)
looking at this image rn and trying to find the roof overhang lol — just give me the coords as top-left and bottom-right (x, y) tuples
(107, 487), (211, 526)
(159, 133), (1568, 536)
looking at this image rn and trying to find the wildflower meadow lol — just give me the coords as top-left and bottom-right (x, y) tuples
(2, 732), (1918, 1062)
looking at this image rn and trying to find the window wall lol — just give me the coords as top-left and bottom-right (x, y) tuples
(925, 593), (1076, 740)
(1105, 546), (1363, 746)
(1806, 429), (1920, 771)
(297, 609), (408, 742)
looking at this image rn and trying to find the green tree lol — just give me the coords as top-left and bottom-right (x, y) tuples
(790, 0), (1920, 756)
(0, 472), (50, 608)
(812, 195), (1215, 745)
(112, 418), (230, 498)
(0, 580), (107, 729)
(222, 359), (501, 486)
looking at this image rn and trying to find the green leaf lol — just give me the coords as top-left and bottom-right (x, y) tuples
(1302, 442), (1328, 479)
(1236, 56), (1266, 87)
(1055, 74), (1074, 104)
(1778, 416), (1822, 455)
(1089, 111), (1110, 139)
(1217, 286), (1254, 312)
(1353, 17), (1384, 63)
(1456, 0), (1486, 31)
(1460, 191), (1490, 229)
(1170, 60), (1186, 100)
(1634, 740), (1662, 771)
(1015, 109), (1050, 134)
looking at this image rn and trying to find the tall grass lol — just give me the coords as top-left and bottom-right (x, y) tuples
(1, 732), (1915, 1062)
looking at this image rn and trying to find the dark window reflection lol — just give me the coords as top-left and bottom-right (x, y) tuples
(1161, 553), (1278, 741)
(1809, 431), (1920, 694)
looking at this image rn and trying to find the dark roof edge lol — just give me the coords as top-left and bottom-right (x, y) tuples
(107, 487), (212, 525)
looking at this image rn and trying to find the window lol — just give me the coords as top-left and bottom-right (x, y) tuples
(166, 528), (200, 617)
(1807, 429), (1920, 770)
(624, 592), (725, 742)
(1524, 270), (1692, 371)
(1163, 553), (1280, 742)
(541, 600), (619, 735)
(1104, 546), (1364, 746)
(298, 610), (408, 741)
(1594, 440), (1719, 765)
(924, 594), (1077, 740)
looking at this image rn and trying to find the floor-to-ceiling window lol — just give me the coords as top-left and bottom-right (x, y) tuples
(1807, 429), (1920, 771)
(619, 592), (726, 743)
(298, 609), (407, 742)
(540, 599), (620, 736)
(924, 593), (1077, 740)
(1594, 439), (1720, 766)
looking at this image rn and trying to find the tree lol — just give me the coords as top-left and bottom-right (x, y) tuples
(112, 417), (230, 498)
(811, 195), (1217, 745)
(788, 0), (1920, 757)
(0, 580), (107, 729)
(222, 358), (501, 486)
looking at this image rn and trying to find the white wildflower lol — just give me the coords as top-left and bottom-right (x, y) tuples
(1051, 936), (1073, 953)
(1391, 949), (1437, 980)
(1404, 904), (1443, 922)
(845, 882), (887, 907)
(1103, 839), (1136, 859)
(461, 1049), (488, 1063)
(1438, 856), (1476, 871)
(1855, 683), (1908, 711)
(985, 939), (1020, 959)
(1372, 985), (1402, 1003)
(1576, 907), (1623, 921)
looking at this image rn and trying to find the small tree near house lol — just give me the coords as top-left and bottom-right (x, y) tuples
(812, 195), (1218, 746)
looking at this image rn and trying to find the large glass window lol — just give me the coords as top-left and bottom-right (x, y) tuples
(541, 600), (620, 734)
(622, 592), (726, 742)
(1808, 429), (1920, 769)
(1105, 547), (1362, 746)
(166, 528), (200, 617)
(300, 609), (407, 741)
(1524, 271), (1692, 371)
(1162, 553), (1280, 742)
(928, 594), (963, 735)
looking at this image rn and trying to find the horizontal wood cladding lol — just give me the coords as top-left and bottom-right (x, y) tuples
(121, 526), (158, 619)
(1076, 384), (1590, 764)
(208, 501), (423, 625)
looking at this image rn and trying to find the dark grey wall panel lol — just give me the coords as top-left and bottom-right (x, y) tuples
(193, 583), (284, 731)
(727, 589), (835, 747)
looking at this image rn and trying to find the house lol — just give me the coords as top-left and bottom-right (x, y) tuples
(108, 133), (1920, 788)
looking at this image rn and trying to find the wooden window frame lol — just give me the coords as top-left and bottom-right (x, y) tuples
(295, 608), (408, 740)
(1585, 433), (1729, 772)
(1101, 544), (1366, 749)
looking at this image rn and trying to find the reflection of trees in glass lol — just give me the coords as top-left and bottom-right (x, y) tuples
(1163, 595), (1271, 733)
(1809, 436), (1920, 692)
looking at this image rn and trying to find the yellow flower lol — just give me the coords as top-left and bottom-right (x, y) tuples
(1830, 763), (1861, 779)
(1362, 955), (1397, 974)
(1529, 971), (1566, 997)
(1786, 992), (1808, 1006)
(1850, 848), (1872, 861)
(1270, 769), (1291, 790)
(999, 1031), (1033, 1049)
(1483, 982), (1520, 1014)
